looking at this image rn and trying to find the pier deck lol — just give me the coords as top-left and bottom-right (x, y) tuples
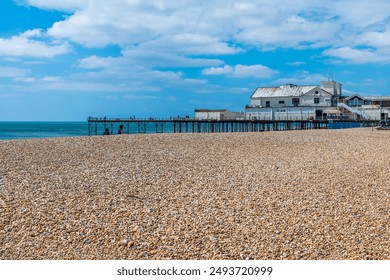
(88, 117), (363, 135)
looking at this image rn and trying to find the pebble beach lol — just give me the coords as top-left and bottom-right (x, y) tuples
(0, 128), (389, 260)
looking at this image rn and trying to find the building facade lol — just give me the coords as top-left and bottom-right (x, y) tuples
(194, 80), (390, 121)
(195, 109), (244, 120)
(245, 81), (389, 121)
(245, 81), (341, 121)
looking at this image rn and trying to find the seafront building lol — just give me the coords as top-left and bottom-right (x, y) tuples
(244, 80), (390, 121)
(194, 109), (244, 120)
(208, 80), (389, 121)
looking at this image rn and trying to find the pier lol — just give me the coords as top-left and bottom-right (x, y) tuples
(88, 117), (377, 136)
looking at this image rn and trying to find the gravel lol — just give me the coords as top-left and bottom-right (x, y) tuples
(0, 128), (389, 259)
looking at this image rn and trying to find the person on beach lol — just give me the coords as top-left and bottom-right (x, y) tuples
(118, 125), (124, 134)
(103, 128), (110, 135)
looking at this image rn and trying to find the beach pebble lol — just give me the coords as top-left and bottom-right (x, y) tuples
(0, 128), (389, 259)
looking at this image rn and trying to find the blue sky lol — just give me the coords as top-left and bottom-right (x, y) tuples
(0, 0), (389, 121)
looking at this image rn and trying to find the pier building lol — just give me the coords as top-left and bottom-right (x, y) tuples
(195, 109), (244, 120)
(245, 81), (390, 121)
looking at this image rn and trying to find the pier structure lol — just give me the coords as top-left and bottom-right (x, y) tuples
(87, 117), (336, 136)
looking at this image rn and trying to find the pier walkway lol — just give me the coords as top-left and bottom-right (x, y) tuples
(87, 117), (379, 135)
(87, 117), (344, 135)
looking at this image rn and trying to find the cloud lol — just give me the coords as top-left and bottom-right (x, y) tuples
(330, 0), (390, 28)
(124, 94), (157, 100)
(17, 0), (388, 65)
(20, 29), (45, 38)
(203, 64), (277, 78)
(19, 0), (89, 12)
(0, 67), (30, 78)
(323, 47), (390, 64)
(202, 65), (233, 75)
(356, 31), (390, 48)
(78, 55), (114, 69)
(16, 1), (386, 48)
(286, 61), (307, 66)
(234, 65), (277, 78)
(273, 72), (328, 85)
(0, 35), (71, 58)
(135, 33), (242, 56)
(79, 50), (224, 69)
(234, 15), (338, 49)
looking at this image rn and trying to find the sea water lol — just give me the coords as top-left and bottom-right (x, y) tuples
(0, 121), (176, 140)
(0, 122), (89, 140)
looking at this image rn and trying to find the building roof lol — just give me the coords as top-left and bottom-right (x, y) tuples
(346, 94), (390, 101)
(367, 96), (390, 101)
(195, 109), (228, 112)
(251, 84), (320, 98)
(345, 94), (365, 100)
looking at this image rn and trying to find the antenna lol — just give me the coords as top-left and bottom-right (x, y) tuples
(334, 69), (336, 82)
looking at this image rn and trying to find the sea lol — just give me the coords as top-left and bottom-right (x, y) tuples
(0, 122), (89, 140)
(0, 121), (176, 140)
(0, 120), (368, 140)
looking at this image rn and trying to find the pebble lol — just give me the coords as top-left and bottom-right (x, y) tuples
(0, 128), (389, 259)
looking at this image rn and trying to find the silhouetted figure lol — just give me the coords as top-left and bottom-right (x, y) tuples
(118, 124), (124, 134)
(103, 128), (110, 135)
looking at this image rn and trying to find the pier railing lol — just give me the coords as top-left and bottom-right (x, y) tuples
(87, 117), (336, 136)
(87, 117), (380, 136)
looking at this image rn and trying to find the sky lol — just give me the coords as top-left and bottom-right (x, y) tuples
(0, 0), (389, 121)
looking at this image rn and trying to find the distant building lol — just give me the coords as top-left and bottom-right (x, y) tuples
(245, 81), (390, 121)
(194, 81), (389, 121)
(195, 109), (244, 120)
(345, 95), (390, 120)
(245, 81), (341, 121)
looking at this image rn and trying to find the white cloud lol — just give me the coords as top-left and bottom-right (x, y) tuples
(330, 0), (390, 28)
(203, 64), (277, 78)
(234, 65), (276, 78)
(16, 0), (389, 65)
(323, 47), (390, 64)
(0, 67), (30, 78)
(78, 55), (114, 69)
(234, 15), (338, 49)
(136, 33), (242, 55)
(79, 50), (224, 69)
(273, 72), (328, 85)
(19, 0), (89, 12)
(202, 65), (233, 75)
(286, 61), (307, 66)
(124, 94), (157, 100)
(16, 1), (385, 51)
(21, 29), (44, 38)
(356, 31), (390, 48)
(13, 77), (36, 83)
(0, 35), (70, 58)
(42, 76), (61, 82)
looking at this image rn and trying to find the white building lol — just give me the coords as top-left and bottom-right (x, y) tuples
(194, 81), (389, 122)
(345, 95), (390, 120)
(195, 109), (244, 120)
(245, 81), (341, 121)
(245, 81), (390, 121)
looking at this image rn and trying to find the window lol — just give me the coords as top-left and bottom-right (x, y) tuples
(265, 101), (270, 107)
(279, 100), (285, 104)
(315, 91), (319, 94)
(292, 98), (299, 107)
(314, 98), (320, 104)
